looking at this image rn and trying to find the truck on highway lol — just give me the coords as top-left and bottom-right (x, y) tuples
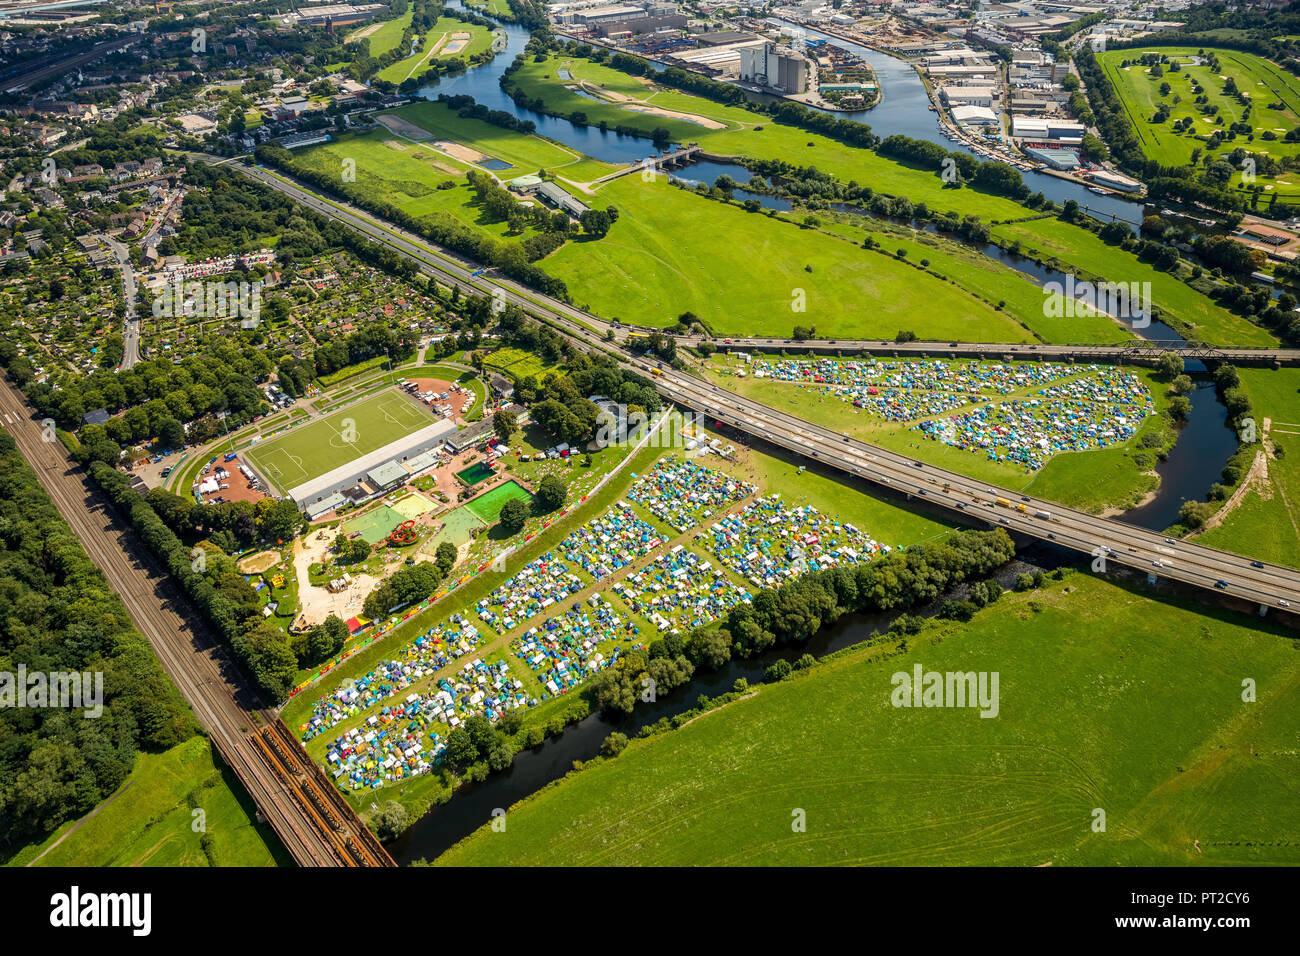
(995, 497), (1011, 508)
(1035, 510), (1051, 520)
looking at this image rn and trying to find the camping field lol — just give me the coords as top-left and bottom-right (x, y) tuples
(433, 572), (1300, 866)
(244, 389), (433, 494)
(1097, 46), (1300, 201)
(701, 354), (1173, 514)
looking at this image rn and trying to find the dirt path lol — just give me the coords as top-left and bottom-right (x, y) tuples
(27, 782), (133, 866)
(1192, 417), (1274, 536)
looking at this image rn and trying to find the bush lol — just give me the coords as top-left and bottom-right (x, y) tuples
(600, 732), (629, 758)
(371, 801), (409, 841)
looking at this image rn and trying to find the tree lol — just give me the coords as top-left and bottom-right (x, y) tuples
(579, 208), (612, 238)
(600, 732), (628, 758)
(371, 801), (409, 840)
(498, 497), (528, 534)
(493, 408), (517, 444)
(1156, 353), (1184, 380)
(1168, 395), (1192, 420)
(536, 474), (568, 512)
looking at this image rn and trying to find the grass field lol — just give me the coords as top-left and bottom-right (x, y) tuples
(245, 389), (432, 494)
(6, 737), (284, 867)
(383, 100), (616, 184)
(434, 572), (1300, 866)
(1097, 46), (1300, 201)
(546, 176), (1037, 341)
(493, 52), (1264, 346)
(375, 16), (496, 85)
(991, 217), (1277, 346)
(352, 7), (413, 57)
(1198, 367), (1300, 566)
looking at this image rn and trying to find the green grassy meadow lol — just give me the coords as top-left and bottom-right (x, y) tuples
(434, 572), (1300, 866)
(1198, 367), (1300, 566)
(376, 16), (496, 85)
(545, 177), (1037, 340)
(6, 737), (285, 867)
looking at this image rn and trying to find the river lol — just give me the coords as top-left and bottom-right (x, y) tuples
(386, 3), (1235, 861)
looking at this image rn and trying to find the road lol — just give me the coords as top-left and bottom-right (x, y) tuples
(99, 235), (140, 369)
(0, 380), (393, 867)
(229, 160), (1300, 614)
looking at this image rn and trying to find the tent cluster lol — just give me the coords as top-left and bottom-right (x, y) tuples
(912, 387), (1152, 471)
(475, 553), (585, 633)
(612, 544), (753, 635)
(749, 358), (1148, 430)
(557, 504), (664, 580)
(512, 593), (641, 699)
(301, 616), (484, 742)
(626, 456), (755, 532)
(321, 655), (528, 790)
(698, 494), (889, 589)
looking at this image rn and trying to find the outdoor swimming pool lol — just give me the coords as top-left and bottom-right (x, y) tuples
(456, 462), (496, 486)
(466, 480), (533, 523)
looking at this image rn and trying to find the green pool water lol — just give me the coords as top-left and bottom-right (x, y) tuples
(456, 462), (496, 486)
(465, 480), (533, 523)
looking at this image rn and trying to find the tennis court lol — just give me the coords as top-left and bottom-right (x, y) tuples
(245, 390), (430, 493)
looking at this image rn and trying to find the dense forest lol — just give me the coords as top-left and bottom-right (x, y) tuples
(0, 432), (196, 851)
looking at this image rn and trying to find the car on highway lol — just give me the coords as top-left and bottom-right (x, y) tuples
(1279, 599), (1291, 608)
(1251, 560), (1265, 569)
(1164, 538), (1176, 545)
(999, 517), (1010, 525)
(1215, 580), (1229, 590)
(1152, 560), (1164, 568)
(1048, 533), (1056, 539)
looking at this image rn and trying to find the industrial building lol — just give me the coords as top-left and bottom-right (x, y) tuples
(739, 42), (808, 94)
(1011, 115), (1086, 144)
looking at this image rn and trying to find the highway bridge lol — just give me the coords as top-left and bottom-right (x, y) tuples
(0, 380), (394, 868)
(666, 335), (1300, 368)
(229, 161), (1300, 614)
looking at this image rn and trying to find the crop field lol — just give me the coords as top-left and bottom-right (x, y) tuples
(244, 389), (432, 493)
(435, 572), (1300, 866)
(1097, 46), (1300, 200)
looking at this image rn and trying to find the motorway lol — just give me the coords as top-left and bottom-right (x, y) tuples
(0, 379), (393, 867)
(231, 160), (1300, 614)
(228, 163), (1300, 365)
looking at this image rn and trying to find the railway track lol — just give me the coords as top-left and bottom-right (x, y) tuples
(0, 381), (393, 868)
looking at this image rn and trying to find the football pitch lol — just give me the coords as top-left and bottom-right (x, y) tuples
(245, 390), (431, 493)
